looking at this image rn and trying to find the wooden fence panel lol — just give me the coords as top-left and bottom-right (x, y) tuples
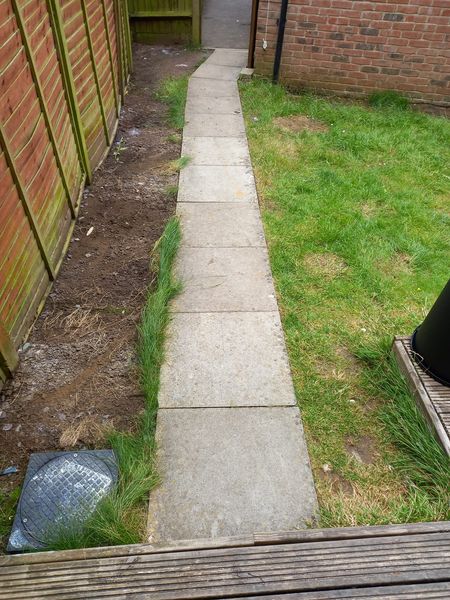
(128, 0), (200, 45)
(0, 0), (131, 384)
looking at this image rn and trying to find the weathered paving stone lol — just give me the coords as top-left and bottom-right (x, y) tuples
(159, 312), (296, 408)
(178, 165), (256, 203)
(185, 95), (242, 115)
(177, 203), (264, 247)
(148, 407), (317, 542)
(178, 165), (257, 204)
(181, 137), (250, 166)
(207, 49), (248, 67)
(184, 113), (246, 137)
(191, 63), (242, 81)
(172, 246), (277, 313)
(188, 78), (238, 98)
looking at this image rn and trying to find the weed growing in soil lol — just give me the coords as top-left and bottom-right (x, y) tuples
(45, 218), (181, 549)
(156, 76), (189, 129)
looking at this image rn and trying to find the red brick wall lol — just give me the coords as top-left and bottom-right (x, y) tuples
(254, 0), (450, 107)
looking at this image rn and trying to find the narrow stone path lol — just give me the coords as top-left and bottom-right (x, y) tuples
(147, 50), (317, 544)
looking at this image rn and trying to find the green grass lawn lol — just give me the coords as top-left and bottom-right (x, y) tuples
(240, 80), (450, 526)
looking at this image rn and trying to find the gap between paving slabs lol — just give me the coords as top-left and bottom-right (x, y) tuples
(147, 49), (318, 544)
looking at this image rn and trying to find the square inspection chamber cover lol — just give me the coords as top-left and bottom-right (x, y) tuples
(7, 449), (118, 553)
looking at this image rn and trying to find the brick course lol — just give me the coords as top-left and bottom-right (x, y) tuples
(254, 0), (450, 107)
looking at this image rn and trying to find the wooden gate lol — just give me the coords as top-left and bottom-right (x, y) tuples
(128, 0), (200, 45)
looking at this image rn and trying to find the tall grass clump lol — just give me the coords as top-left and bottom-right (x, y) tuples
(45, 218), (181, 550)
(156, 76), (189, 129)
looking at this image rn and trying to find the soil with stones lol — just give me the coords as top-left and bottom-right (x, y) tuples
(0, 44), (207, 535)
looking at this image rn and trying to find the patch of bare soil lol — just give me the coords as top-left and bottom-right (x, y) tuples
(346, 435), (379, 465)
(0, 45), (206, 504)
(303, 252), (347, 279)
(318, 469), (354, 496)
(274, 115), (329, 134)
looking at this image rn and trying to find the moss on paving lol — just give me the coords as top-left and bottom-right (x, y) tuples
(240, 79), (450, 526)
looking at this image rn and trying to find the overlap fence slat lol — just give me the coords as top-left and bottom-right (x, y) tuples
(0, 0), (131, 386)
(128, 0), (201, 45)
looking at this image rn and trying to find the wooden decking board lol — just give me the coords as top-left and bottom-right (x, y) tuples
(254, 521), (450, 545)
(239, 582), (450, 598)
(1, 529), (449, 600)
(393, 336), (450, 456)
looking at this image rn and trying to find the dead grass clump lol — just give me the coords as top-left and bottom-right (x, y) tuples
(274, 115), (329, 134)
(59, 417), (113, 448)
(303, 252), (347, 279)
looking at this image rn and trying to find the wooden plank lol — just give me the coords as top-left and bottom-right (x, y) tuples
(129, 10), (192, 18)
(10, 0), (76, 219)
(254, 521), (450, 546)
(0, 318), (18, 375)
(393, 337), (450, 456)
(191, 0), (201, 46)
(112, 0), (126, 99)
(0, 534), (256, 567)
(46, 0), (92, 182)
(0, 122), (55, 280)
(0, 532), (449, 598)
(79, 0), (110, 145)
(123, 0), (133, 74)
(236, 582), (450, 598)
(100, 0), (119, 118)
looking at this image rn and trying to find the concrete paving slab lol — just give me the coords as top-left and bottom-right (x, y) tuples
(172, 247), (277, 313)
(184, 113), (245, 138)
(191, 63), (242, 81)
(147, 49), (317, 544)
(181, 137), (250, 166)
(207, 49), (248, 67)
(185, 95), (242, 115)
(178, 165), (256, 203)
(188, 78), (237, 98)
(147, 407), (317, 542)
(177, 203), (264, 247)
(159, 312), (296, 408)
(202, 0), (252, 50)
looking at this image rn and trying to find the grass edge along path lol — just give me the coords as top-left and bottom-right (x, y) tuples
(239, 79), (450, 527)
(46, 218), (181, 550)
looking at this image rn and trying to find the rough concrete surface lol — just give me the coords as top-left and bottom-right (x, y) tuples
(148, 50), (317, 544)
(202, 0), (252, 50)
(177, 203), (264, 247)
(159, 312), (297, 408)
(148, 408), (317, 542)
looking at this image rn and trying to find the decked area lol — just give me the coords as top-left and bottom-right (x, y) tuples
(1, 521), (449, 598)
(394, 336), (450, 456)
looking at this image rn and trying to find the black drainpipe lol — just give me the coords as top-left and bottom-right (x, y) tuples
(272, 0), (289, 83)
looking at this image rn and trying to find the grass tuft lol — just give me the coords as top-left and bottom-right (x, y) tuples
(43, 218), (182, 550)
(156, 76), (189, 129)
(368, 90), (409, 110)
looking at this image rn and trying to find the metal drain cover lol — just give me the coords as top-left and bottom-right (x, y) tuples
(7, 450), (118, 553)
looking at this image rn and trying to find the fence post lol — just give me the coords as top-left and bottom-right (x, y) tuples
(80, 0), (111, 146)
(192, 0), (201, 46)
(11, 0), (76, 219)
(0, 124), (55, 281)
(0, 320), (18, 377)
(46, 0), (92, 183)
